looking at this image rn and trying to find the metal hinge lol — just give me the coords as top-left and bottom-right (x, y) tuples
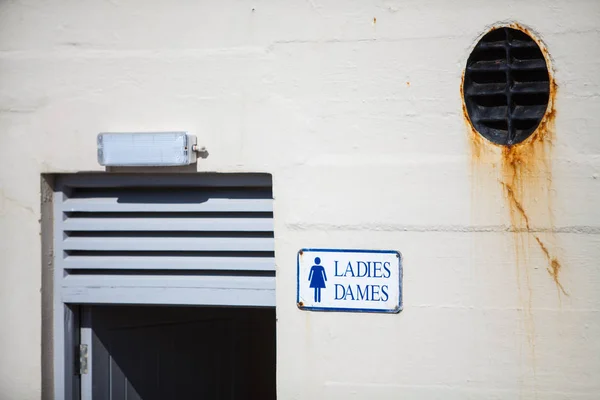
(78, 344), (88, 375)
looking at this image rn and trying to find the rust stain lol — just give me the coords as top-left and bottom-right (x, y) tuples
(464, 24), (566, 297)
(406, 81), (411, 87)
(500, 181), (532, 230)
(534, 236), (567, 295)
(373, 17), (377, 24)
(463, 24), (566, 387)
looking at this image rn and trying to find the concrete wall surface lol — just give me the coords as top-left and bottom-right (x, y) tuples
(1, 0), (599, 399)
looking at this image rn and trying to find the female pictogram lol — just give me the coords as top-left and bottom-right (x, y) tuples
(308, 257), (327, 302)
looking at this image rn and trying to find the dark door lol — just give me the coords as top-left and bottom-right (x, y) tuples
(82, 306), (276, 400)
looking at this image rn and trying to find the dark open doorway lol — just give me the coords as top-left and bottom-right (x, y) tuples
(83, 305), (276, 400)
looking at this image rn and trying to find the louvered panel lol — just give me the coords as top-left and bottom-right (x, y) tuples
(54, 173), (275, 307)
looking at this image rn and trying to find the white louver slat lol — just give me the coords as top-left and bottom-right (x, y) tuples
(54, 174), (275, 307)
(62, 196), (273, 212)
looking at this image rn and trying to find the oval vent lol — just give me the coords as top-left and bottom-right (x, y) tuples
(463, 27), (550, 146)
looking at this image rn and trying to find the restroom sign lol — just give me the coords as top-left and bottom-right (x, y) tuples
(297, 249), (402, 313)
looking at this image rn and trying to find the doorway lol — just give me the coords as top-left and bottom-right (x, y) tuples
(81, 305), (276, 400)
(50, 173), (276, 399)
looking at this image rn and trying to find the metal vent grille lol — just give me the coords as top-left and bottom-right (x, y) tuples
(463, 27), (550, 145)
(54, 174), (275, 307)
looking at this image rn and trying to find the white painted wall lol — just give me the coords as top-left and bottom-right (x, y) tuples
(1, 1), (599, 399)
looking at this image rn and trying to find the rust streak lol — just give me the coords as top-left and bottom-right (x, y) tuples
(464, 24), (567, 387)
(465, 23), (566, 296)
(502, 178), (567, 296)
(497, 75), (565, 295)
(501, 181), (532, 230)
(534, 236), (567, 295)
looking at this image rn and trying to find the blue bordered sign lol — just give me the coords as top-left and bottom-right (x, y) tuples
(297, 249), (403, 313)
